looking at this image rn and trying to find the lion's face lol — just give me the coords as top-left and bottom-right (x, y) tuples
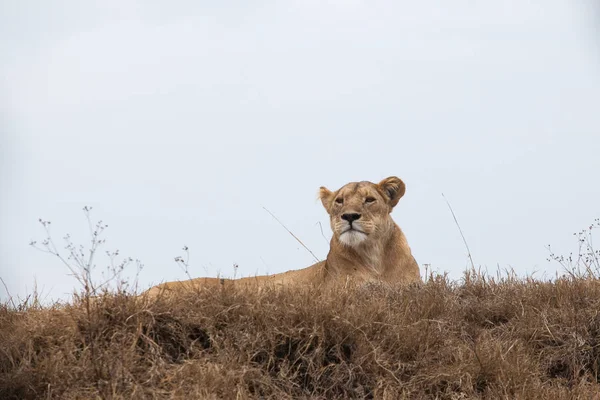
(319, 177), (406, 247)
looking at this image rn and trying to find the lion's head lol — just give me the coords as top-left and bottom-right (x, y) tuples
(319, 176), (406, 247)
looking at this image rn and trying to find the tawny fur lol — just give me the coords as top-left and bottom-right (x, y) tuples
(143, 176), (420, 298)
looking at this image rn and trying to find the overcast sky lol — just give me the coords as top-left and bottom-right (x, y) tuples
(2, 1), (600, 302)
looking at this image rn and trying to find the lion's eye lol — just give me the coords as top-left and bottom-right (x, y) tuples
(335, 198), (344, 204)
(365, 197), (376, 203)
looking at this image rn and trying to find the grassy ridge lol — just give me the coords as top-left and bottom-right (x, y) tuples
(2, 272), (600, 399)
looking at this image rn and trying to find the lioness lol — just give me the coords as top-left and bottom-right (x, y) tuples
(144, 176), (420, 297)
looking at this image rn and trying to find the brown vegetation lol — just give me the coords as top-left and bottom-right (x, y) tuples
(12, 209), (600, 398)
(3, 271), (600, 399)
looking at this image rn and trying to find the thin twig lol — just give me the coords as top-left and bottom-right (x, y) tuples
(0, 277), (16, 309)
(259, 256), (270, 272)
(174, 246), (193, 280)
(316, 221), (330, 245)
(442, 193), (475, 270)
(263, 207), (320, 263)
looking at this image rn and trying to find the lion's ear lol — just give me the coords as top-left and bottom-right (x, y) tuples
(319, 186), (334, 211)
(377, 176), (406, 208)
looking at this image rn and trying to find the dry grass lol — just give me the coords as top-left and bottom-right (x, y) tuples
(3, 271), (600, 399)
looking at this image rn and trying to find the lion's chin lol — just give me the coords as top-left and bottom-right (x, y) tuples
(338, 230), (368, 247)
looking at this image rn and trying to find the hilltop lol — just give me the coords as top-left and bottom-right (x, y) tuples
(2, 272), (600, 399)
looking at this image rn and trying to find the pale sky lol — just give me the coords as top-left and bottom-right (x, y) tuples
(2, 1), (600, 302)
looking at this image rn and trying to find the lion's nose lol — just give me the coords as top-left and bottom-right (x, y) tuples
(341, 213), (361, 223)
